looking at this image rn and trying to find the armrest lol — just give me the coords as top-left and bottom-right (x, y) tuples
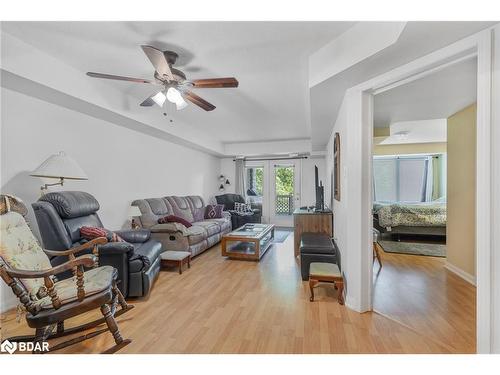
(43, 237), (108, 257)
(115, 229), (151, 243)
(150, 223), (188, 235)
(2, 254), (97, 279)
(98, 241), (135, 255)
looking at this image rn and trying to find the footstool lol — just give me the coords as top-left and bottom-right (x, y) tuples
(308, 262), (344, 305)
(160, 251), (191, 274)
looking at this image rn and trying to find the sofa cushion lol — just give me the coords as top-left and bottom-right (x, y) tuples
(132, 198), (172, 228)
(37, 266), (115, 309)
(158, 215), (192, 228)
(129, 240), (163, 273)
(186, 196), (205, 222)
(166, 196), (194, 223)
(193, 221), (220, 236)
(186, 225), (207, 245)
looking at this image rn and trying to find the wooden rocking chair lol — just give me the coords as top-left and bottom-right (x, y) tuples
(0, 195), (134, 354)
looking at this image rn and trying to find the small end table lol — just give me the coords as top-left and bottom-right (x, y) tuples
(160, 251), (191, 274)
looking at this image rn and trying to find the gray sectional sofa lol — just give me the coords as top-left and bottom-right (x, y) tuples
(132, 196), (231, 257)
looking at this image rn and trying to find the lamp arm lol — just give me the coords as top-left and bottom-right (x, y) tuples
(40, 177), (65, 194)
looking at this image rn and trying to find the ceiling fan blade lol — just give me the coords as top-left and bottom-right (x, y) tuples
(192, 77), (239, 88)
(140, 45), (174, 81)
(86, 72), (156, 84)
(140, 96), (156, 107)
(184, 91), (216, 111)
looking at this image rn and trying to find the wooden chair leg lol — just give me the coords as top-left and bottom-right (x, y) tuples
(336, 281), (345, 305)
(32, 327), (46, 354)
(100, 303), (132, 354)
(373, 243), (382, 267)
(309, 279), (318, 302)
(100, 304), (124, 345)
(112, 282), (134, 312)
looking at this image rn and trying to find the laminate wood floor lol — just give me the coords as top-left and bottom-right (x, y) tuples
(1, 234), (470, 353)
(373, 245), (476, 353)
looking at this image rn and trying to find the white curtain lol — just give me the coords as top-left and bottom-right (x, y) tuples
(234, 159), (246, 197)
(425, 157), (434, 202)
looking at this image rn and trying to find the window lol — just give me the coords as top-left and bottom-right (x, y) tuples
(373, 155), (434, 203)
(246, 166), (264, 196)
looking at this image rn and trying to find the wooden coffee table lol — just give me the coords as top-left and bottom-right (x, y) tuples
(160, 251), (191, 274)
(221, 223), (275, 261)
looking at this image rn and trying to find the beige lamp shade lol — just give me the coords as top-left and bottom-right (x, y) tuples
(30, 151), (88, 180)
(128, 205), (142, 217)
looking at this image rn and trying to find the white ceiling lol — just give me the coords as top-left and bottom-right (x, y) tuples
(373, 57), (477, 127)
(1, 21), (355, 144)
(310, 21), (494, 150)
(1, 21), (494, 155)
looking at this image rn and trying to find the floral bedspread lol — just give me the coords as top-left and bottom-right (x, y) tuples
(374, 202), (447, 228)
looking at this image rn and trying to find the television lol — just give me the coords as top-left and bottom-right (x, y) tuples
(314, 165), (325, 211)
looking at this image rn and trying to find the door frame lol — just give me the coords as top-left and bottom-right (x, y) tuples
(269, 160), (301, 227)
(352, 29), (492, 353)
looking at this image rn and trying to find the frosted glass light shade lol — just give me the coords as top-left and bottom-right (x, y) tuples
(176, 98), (188, 110)
(151, 91), (167, 107)
(166, 87), (182, 103)
(128, 205), (142, 217)
(30, 152), (88, 180)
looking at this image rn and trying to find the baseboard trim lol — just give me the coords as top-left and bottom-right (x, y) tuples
(444, 261), (476, 286)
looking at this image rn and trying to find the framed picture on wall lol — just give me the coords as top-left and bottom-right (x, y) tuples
(334, 132), (341, 201)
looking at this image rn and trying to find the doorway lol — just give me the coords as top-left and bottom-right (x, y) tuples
(244, 159), (301, 226)
(368, 54), (480, 352)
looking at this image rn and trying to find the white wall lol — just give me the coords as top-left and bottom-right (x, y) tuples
(491, 23), (500, 354)
(324, 96), (353, 304)
(0, 87), (221, 312)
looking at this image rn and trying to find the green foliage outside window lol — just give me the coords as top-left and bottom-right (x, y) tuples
(275, 167), (294, 196)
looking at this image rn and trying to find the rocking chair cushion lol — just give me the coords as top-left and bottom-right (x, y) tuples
(36, 265), (115, 309)
(0, 211), (52, 297)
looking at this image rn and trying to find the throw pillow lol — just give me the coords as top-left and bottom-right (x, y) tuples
(158, 215), (192, 228)
(205, 204), (224, 219)
(80, 226), (124, 242)
(234, 202), (253, 213)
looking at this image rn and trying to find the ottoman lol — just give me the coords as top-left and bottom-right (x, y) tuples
(160, 251), (191, 274)
(309, 262), (344, 304)
(299, 233), (337, 281)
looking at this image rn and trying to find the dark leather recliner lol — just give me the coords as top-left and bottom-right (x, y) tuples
(32, 191), (163, 298)
(215, 193), (262, 230)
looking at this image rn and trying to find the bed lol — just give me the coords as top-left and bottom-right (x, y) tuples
(373, 201), (447, 238)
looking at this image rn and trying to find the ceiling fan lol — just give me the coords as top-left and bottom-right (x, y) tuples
(86, 45), (239, 111)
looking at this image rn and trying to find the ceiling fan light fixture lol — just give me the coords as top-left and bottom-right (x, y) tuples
(166, 87), (183, 104)
(176, 98), (188, 110)
(151, 91), (167, 107)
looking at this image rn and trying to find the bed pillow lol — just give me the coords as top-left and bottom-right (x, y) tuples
(158, 215), (192, 228)
(80, 226), (124, 242)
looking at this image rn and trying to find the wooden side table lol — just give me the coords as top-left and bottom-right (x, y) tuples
(308, 262), (344, 305)
(160, 251), (191, 274)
